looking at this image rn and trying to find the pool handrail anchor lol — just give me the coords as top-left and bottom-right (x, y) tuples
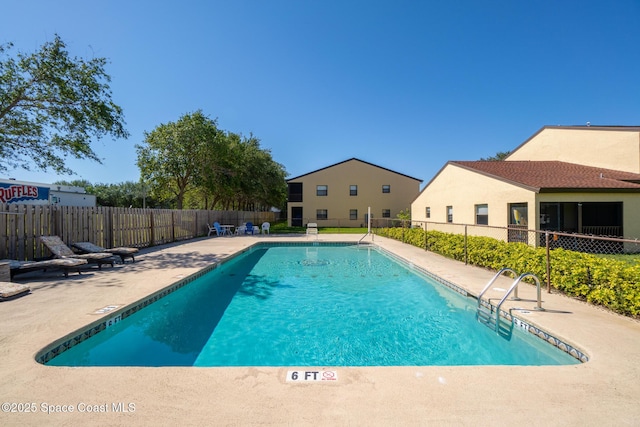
(476, 268), (518, 337)
(494, 273), (545, 329)
(513, 273), (544, 312)
(477, 269), (544, 336)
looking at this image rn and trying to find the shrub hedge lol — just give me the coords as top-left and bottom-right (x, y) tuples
(377, 227), (640, 317)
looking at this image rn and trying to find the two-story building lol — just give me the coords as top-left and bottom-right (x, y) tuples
(411, 125), (640, 242)
(286, 158), (422, 227)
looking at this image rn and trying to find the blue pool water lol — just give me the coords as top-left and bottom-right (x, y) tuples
(46, 244), (579, 366)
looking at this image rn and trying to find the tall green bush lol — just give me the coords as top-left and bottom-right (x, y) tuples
(378, 227), (640, 317)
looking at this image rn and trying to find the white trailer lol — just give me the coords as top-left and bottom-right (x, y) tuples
(0, 178), (96, 207)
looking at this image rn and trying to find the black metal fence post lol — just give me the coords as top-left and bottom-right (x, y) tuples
(546, 231), (551, 293)
(464, 225), (468, 265)
(424, 221), (428, 251)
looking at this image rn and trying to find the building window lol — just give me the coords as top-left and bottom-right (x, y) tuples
(382, 209), (391, 218)
(316, 209), (328, 220)
(288, 182), (303, 202)
(475, 204), (488, 225)
(510, 203), (528, 226)
(508, 203), (529, 244)
(425, 207), (431, 218)
(350, 209), (358, 220)
(350, 185), (358, 196)
(382, 185), (390, 193)
(446, 206), (453, 223)
(316, 185), (328, 196)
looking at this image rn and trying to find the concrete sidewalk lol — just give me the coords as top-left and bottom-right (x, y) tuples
(1, 234), (639, 426)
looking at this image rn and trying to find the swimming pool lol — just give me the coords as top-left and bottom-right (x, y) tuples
(42, 243), (580, 367)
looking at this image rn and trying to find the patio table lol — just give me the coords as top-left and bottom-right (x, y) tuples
(221, 225), (234, 235)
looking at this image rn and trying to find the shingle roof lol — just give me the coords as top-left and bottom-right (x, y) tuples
(451, 161), (640, 192)
(286, 158), (422, 182)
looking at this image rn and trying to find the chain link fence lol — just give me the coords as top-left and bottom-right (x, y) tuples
(371, 218), (640, 255)
(372, 218), (640, 318)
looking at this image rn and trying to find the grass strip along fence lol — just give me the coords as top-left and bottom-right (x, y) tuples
(377, 227), (640, 318)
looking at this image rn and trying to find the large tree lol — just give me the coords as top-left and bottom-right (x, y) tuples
(194, 130), (237, 210)
(136, 111), (224, 209)
(0, 35), (128, 174)
(196, 131), (287, 211)
(231, 134), (287, 211)
(137, 111), (287, 210)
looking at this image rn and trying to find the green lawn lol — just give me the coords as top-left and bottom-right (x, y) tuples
(319, 227), (369, 234)
(268, 222), (369, 234)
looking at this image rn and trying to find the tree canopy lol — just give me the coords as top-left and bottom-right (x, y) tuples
(136, 111), (287, 210)
(0, 35), (128, 174)
(54, 180), (155, 208)
(480, 151), (511, 161)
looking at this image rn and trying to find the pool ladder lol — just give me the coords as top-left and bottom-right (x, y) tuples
(357, 232), (372, 245)
(476, 268), (544, 338)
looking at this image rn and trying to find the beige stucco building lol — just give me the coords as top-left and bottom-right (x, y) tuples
(287, 158), (422, 227)
(506, 125), (640, 173)
(411, 126), (640, 245)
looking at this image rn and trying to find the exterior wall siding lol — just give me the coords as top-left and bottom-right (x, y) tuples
(411, 164), (534, 227)
(411, 126), (640, 245)
(412, 163), (640, 241)
(507, 127), (640, 173)
(287, 159), (421, 227)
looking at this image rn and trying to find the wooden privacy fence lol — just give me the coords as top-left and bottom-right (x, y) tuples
(0, 204), (276, 261)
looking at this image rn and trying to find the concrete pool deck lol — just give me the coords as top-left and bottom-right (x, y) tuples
(1, 233), (639, 426)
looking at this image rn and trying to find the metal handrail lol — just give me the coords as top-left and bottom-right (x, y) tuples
(357, 232), (370, 245)
(477, 268), (518, 309)
(495, 273), (545, 328)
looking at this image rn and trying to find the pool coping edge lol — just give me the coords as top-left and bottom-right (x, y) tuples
(35, 241), (588, 365)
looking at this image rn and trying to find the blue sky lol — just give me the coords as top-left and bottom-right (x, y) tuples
(2, 1), (639, 188)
